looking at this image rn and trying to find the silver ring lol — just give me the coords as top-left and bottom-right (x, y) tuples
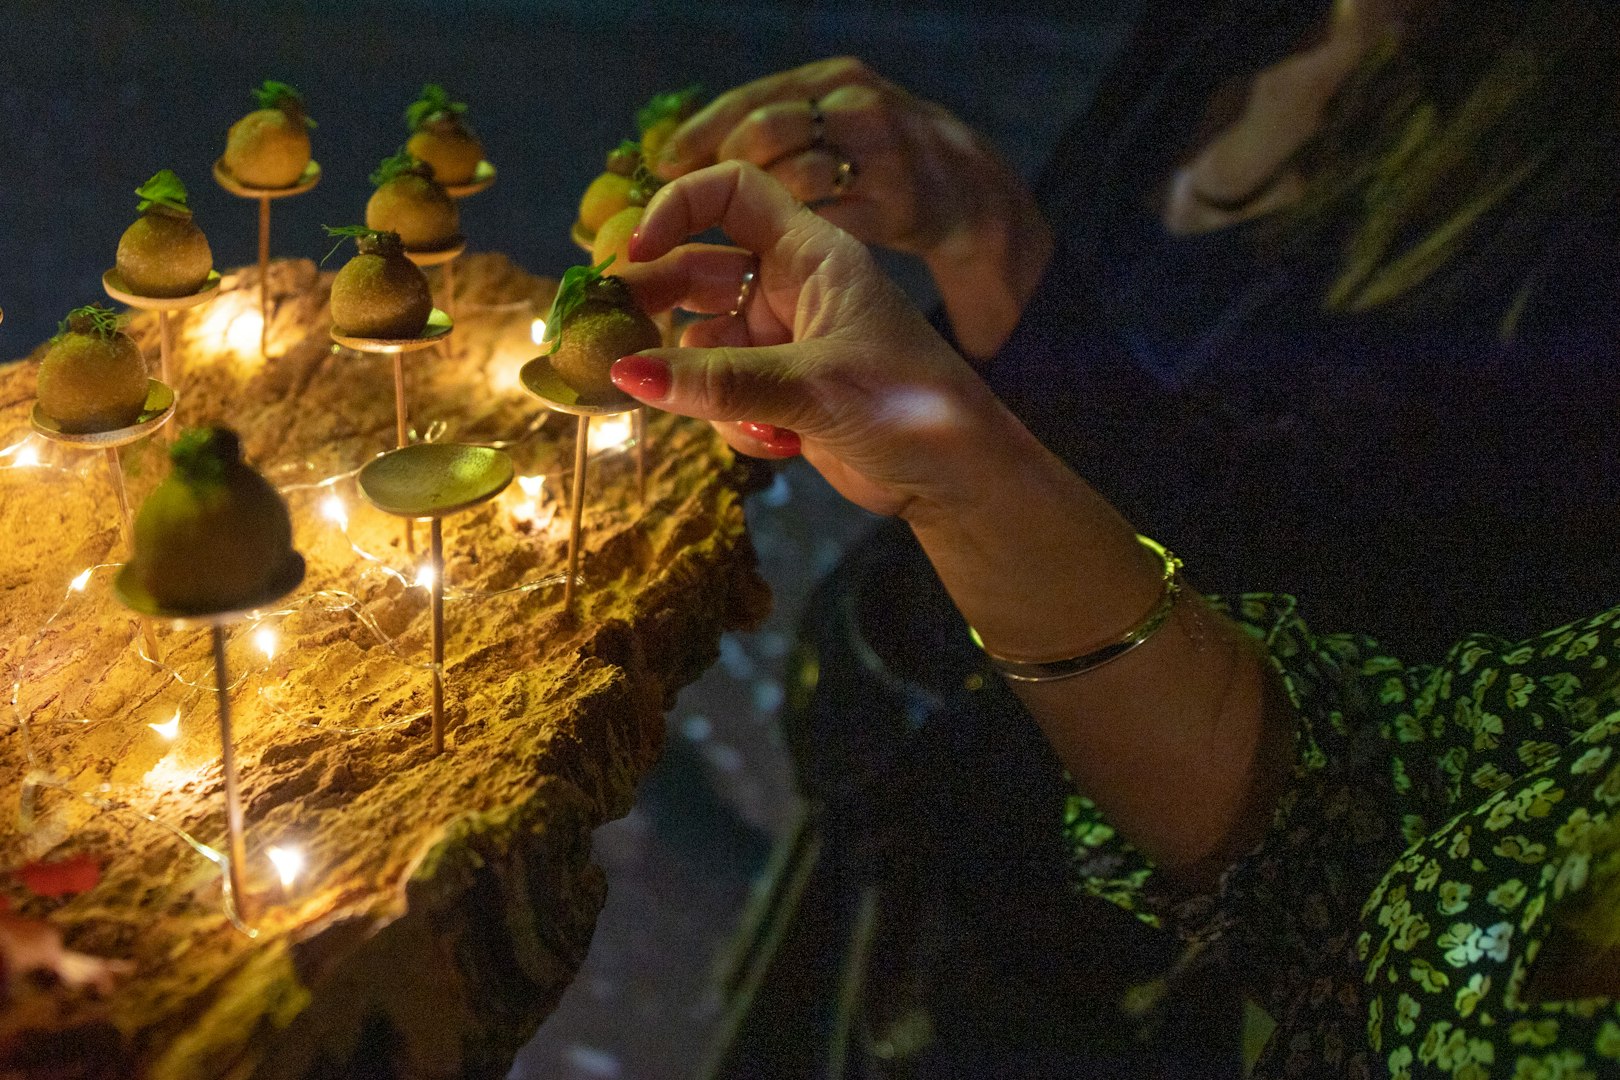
(807, 98), (826, 148)
(729, 267), (757, 318)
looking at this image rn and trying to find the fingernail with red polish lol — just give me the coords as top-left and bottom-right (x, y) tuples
(740, 422), (802, 454)
(611, 355), (671, 401)
(626, 226), (645, 262)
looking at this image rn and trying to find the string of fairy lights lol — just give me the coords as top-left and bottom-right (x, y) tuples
(0, 309), (642, 933)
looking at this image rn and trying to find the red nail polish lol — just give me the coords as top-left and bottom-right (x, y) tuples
(739, 422), (802, 455)
(626, 226), (645, 262)
(611, 355), (671, 400)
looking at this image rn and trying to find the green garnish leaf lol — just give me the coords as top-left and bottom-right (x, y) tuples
(322, 224), (384, 240)
(55, 304), (124, 341)
(319, 224), (390, 265)
(135, 169), (191, 215)
(169, 427), (239, 485)
(369, 148), (420, 189)
(635, 85), (705, 134)
(406, 83), (468, 131)
(605, 140), (643, 176)
(630, 161), (664, 200)
(252, 80), (316, 129)
(543, 257), (616, 355)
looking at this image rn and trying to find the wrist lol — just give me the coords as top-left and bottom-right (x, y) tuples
(972, 535), (1183, 680)
(893, 376), (1041, 530)
(921, 182), (1053, 361)
(900, 402), (1164, 663)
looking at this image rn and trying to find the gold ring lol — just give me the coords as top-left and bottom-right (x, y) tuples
(730, 267), (758, 318)
(831, 154), (857, 195)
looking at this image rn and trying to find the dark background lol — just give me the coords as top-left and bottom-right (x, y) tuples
(0, 2), (1132, 1075)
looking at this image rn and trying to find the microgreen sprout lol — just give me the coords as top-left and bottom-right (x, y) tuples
(406, 83), (468, 131)
(542, 257), (617, 354)
(170, 427), (240, 485)
(369, 148), (424, 189)
(134, 170), (191, 216)
(635, 85), (705, 135)
(252, 80), (316, 129)
(319, 224), (393, 265)
(55, 304), (124, 341)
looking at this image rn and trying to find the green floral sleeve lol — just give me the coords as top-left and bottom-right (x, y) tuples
(1070, 599), (1620, 935)
(1068, 598), (1620, 1078)
(1068, 592), (1400, 937)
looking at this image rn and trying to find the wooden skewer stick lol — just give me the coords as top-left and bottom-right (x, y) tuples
(635, 408), (648, 506)
(104, 448), (162, 661)
(392, 353), (410, 449)
(393, 354), (415, 554)
(156, 310), (173, 386)
(429, 517), (446, 755)
(157, 312), (177, 443)
(257, 196), (271, 358)
(212, 623), (250, 920)
(441, 258), (458, 364)
(564, 414), (589, 612)
(355, 441), (509, 757)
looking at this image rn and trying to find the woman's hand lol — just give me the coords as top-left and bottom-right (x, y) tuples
(654, 58), (1017, 256)
(651, 58), (1053, 358)
(612, 162), (1275, 877)
(611, 160), (1029, 521)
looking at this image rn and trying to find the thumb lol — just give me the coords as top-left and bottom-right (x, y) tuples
(610, 345), (818, 432)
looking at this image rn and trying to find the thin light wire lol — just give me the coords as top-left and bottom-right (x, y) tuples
(6, 416), (634, 933)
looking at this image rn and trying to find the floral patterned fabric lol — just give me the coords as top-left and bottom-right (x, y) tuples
(1068, 597), (1620, 1078)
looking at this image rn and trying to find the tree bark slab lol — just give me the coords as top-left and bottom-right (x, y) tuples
(0, 254), (768, 1079)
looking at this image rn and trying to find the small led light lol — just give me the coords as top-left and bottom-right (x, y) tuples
(414, 563), (435, 589)
(592, 415), (633, 453)
(510, 475), (549, 525)
(320, 495), (348, 530)
(530, 317), (547, 346)
(253, 625), (278, 661)
(266, 845), (305, 889)
(148, 710), (181, 741)
(142, 753), (199, 790)
(13, 440), (42, 468)
(69, 568), (93, 592)
(225, 310), (265, 355)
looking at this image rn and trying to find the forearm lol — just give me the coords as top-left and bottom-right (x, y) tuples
(620, 158), (1280, 874)
(902, 396), (1276, 875)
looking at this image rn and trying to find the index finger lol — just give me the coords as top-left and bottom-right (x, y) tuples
(655, 57), (879, 177)
(630, 161), (828, 266)
(610, 242), (758, 315)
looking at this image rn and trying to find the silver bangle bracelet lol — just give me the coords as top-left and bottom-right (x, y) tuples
(972, 535), (1184, 683)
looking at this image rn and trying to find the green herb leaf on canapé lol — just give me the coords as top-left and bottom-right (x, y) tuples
(369, 148), (420, 189)
(604, 140), (643, 177)
(543, 257), (616, 355)
(319, 224), (390, 265)
(629, 160), (664, 202)
(252, 80), (316, 129)
(635, 85), (705, 134)
(135, 169), (191, 216)
(405, 83), (468, 132)
(169, 427), (237, 486)
(54, 304), (124, 342)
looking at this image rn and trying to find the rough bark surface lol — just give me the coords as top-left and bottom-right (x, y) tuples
(0, 254), (768, 1079)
